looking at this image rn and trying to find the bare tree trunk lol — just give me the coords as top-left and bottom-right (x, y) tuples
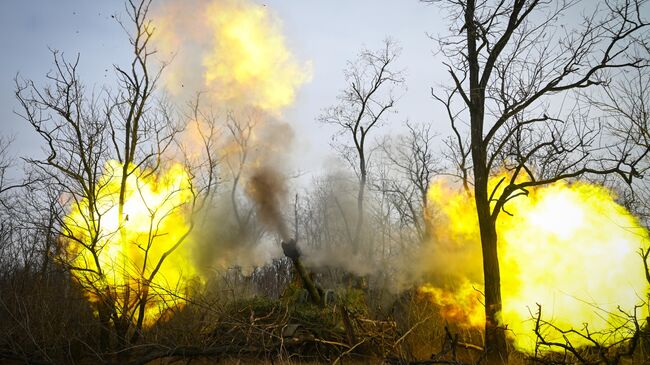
(474, 149), (508, 363)
(477, 200), (507, 363)
(130, 282), (149, 344)
(97, 302), (112, 352)
(465, 0), (507, 355)
(353, 167), (366, 253)
(319, 39), (404, 255)
(426, 0), (648, 361)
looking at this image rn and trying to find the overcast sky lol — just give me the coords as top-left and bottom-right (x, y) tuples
(0, 0), (449, 178)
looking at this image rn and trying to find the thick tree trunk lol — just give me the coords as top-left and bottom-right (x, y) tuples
(114, 315), (130, 348)
(130, 283), (150, 344)
(473, 145), (508, 363)
(97, 302), (112, 352)
(466, 0), (508, 353)
(470, 93), (508, 362)
(352, 163), (367, 254)
(475, 193), (508, 363)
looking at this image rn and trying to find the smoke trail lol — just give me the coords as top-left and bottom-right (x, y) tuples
(151, 0), (310, 269)
(246, 166), (290, 240)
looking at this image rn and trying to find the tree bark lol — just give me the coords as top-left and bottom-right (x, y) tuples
(472, 147), (508, 363)
(352, 167), (366, 253)
(98, 302), (112, 352)
(477, 198), (507, 363)
(465, 0), (507, 359)
(472, 108), (508, 364)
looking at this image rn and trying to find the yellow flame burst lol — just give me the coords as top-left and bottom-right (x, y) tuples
(419, 280), (485, 328)
(153, 0), (311, 114)
(62, 160), (196, 326)
(422, 179), (649, 352)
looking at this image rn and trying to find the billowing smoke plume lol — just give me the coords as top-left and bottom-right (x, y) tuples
(295, 170), (389, 277)
(152, 0), (310, 112)
(246, 167), (290, 241)
(149, 5), (649, 354)
(151, 0), (309, 270)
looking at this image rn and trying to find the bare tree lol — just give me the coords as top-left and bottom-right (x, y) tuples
(15, 46), (118, 350)
(433, 87), (473, 194)
(378, 122), (443, 242)
(0, 138), (20, 197)
(320, 39), (405, 253)
(424, 0), (649, 361)
(180, 94), (224, 219)
(14, 0), (213, 352)
(590, 66), (650, 223)
(223, 109), (260, 235)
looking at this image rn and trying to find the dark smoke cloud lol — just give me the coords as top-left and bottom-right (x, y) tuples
(246, 166), (290, 241)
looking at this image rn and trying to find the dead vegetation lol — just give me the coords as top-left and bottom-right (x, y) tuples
(1, 0), (650, 364)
